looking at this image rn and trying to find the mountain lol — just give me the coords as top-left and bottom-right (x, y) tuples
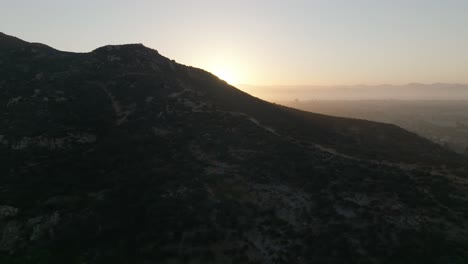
(0, 33), (467, 264)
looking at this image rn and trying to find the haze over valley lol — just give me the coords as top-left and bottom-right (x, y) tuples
(239, 83), (468, 102)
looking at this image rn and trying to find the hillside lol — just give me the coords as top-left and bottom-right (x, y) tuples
(1, 33), (467, 264)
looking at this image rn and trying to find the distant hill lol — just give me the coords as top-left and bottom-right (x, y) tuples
(1, 33), (467, 264)
(239, 83), (468, 101)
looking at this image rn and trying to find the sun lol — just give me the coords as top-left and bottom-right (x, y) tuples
(212, 68), (237, 85)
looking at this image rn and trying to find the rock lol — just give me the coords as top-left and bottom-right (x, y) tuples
(6, 96), (22, 107)
(11, 137), (31, 150)
(145, 96), (154, 103)
(35, 73), (44, 80)
(0, 206), (18, 220)
(152, 127), (171, 137)
(28, 212), (60, 241)
(107, 55), (122, 62)
(0, 221), (22, 252)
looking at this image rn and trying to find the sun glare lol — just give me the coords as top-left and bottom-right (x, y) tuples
(213, 68), (237, 85)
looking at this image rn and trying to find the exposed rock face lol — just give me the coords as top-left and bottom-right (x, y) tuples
(27, 212), (60, 242)
(0, 32), (467, 263)
(0, 206), (18, 220)
(0, 221), (22, 253)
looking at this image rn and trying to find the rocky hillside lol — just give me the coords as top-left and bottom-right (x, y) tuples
(1, 33), (467, 264)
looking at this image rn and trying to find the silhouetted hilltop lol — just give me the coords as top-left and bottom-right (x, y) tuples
(0, 32), (29, 49)
(0, 32), (58, 53)
(1, 33), (467, 264)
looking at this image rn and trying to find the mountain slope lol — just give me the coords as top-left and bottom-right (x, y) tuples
(1, 33), (467, 264)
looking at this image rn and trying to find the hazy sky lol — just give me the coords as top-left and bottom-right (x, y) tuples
(1, 0), (467, 86)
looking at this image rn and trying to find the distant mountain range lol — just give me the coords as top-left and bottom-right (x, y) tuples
(1, 32), (467, 263)
(239, 83), (468, 101)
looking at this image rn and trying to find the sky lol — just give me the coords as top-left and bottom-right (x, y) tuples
(1, 0), (468, 86)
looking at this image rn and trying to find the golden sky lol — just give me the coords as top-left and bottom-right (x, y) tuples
(2, 0), (467, 86)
